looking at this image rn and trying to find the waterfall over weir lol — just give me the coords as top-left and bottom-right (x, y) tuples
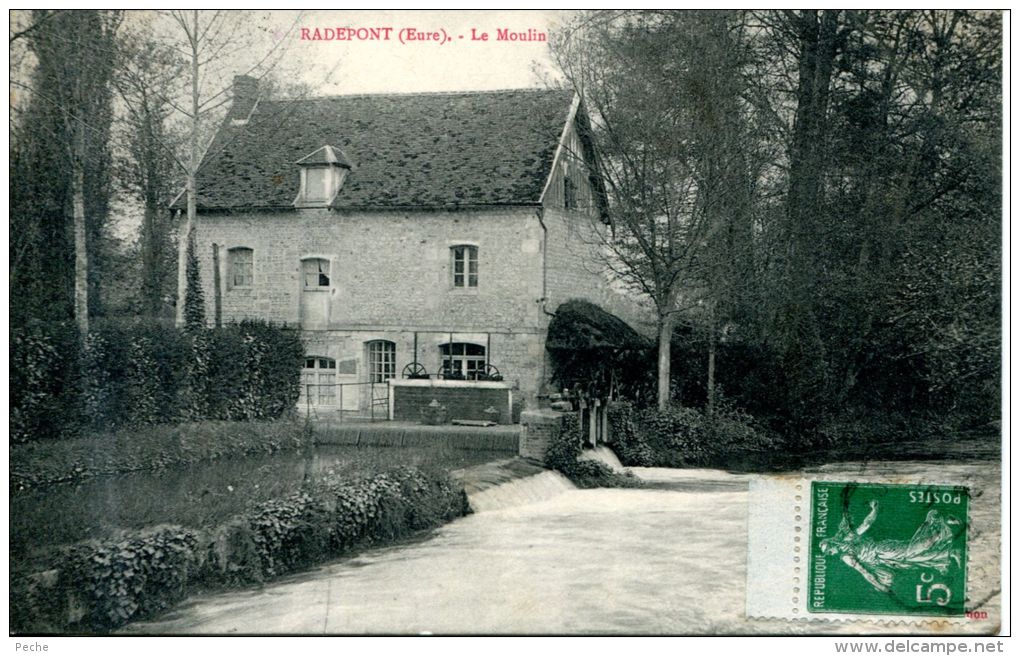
(452, 458), (577, 513)
(456, 448), (628, 516)
(466, 470), (577, 513)
(456, 447), (625, 514)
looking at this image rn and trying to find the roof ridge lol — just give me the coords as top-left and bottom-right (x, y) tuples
(263, 87), (571, 103)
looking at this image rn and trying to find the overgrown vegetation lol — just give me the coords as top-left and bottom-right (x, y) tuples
(545, 414), (642, 489)
(608, 399), (776, 469)
(11, 467), (469, 634)
(11, 318), (304, 443)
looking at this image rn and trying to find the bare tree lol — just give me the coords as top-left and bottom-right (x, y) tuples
(551, 11), (759, 411)
(114, 25), (184, 317)
(127, 10), (303, 326)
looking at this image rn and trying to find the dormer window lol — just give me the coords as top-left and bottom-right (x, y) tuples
(294, 145), (352, 207)
(304, 167), (332, 202)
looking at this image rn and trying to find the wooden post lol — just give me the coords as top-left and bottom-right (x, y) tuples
(211, 243), (222, 328)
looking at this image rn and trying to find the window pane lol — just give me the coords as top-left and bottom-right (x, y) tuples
(439, 343), (487, 379)
(318, 372), (335, 403)
(303, 259), (330, 288)
(368, 341), (396, 382)
(229, 248), (253, 288)
(306, 168), (330, 200)
(451, 246), (479, 288)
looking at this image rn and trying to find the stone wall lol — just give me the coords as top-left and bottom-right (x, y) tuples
(194, 206), (546, 331)
(519, 409), (565, 461)
(294, 328), (546, 407)
(191, 183), (651, 409)
(541, 207), (653, 337)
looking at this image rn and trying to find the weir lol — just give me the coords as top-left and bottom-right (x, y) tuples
(452, 457), (577, 513)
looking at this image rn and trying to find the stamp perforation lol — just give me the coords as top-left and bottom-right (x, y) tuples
(747, 477), (985, 627)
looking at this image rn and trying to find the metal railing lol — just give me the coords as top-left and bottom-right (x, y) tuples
(301, 381), (390, 423)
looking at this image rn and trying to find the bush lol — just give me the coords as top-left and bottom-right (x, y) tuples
(10, 319), (304, 442)
(61, 526), (199, 631)
(635, 405), (710, 467)
(611, 399), (776, 469)
(708, 401), (777, 455)
(607, 401), (655, 467)
(10, 321), (83, 443)
(10, 467), (469, 634)
(544, 414), (641, 489)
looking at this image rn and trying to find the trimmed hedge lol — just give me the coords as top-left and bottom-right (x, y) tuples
(11, 319), (304, 443)
(11, 467), (469, 634)
(11, 420), (310, 492)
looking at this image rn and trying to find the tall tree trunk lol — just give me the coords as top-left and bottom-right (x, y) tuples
(176, 183), (195, 327)
(656, 311), (675, 411)
(786, 9), (840, 290)
(141, 203), (159, 315)
(176, 10), (200, 327)
(72, 162), (88, 337)
(706, 304), (717, 418)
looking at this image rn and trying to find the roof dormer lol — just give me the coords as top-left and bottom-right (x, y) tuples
(293, 145), (352, 208)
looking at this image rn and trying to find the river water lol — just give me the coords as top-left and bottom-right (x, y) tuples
(126, 458), (1000, 635)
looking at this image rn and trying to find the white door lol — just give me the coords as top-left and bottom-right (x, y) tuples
(299, 356), (337, 408)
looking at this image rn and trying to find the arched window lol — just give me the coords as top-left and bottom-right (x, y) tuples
(450, 245), (478, 288)
(302, 257), (331, 289)
(439, 342), (486, 380)
(366, 340), (396, 382)
(227, 247), (253, 289)
(300, 356), (336, 405)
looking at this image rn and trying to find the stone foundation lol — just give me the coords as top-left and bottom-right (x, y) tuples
(518, 409), (565, 461)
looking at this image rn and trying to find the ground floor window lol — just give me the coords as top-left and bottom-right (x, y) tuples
(439, 342), (486, 380)
(367, 340), (396, 382)
(301, 356), (336, 405)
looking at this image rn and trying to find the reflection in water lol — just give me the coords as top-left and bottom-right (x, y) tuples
(11, 445), (503, 566)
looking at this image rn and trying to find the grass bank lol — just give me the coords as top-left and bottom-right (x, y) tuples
(11, 419), (311, 492)
(11, 466), (470, 634)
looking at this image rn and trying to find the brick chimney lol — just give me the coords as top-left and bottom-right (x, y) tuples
(229, 75), (258, 120)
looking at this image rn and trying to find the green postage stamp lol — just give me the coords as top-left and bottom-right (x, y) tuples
(808, 482), (969, 617)
(746, 478), (976, 623)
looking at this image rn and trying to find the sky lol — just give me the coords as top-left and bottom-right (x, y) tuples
(284, 10), (571, 94)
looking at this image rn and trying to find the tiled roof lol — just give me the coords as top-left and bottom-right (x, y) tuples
(294, 145), (352, 168)
(187, 88), (576, 211)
